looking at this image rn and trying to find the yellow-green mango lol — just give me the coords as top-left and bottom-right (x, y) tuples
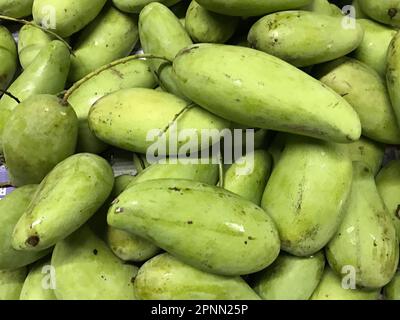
(52, 226), (137, 300)
(353, 19), (396, 77)
(252, 252), (325, 300)
(347, 137), (384, 175)
(0, 185), (50, 270)
(32, 0), (107, 37)
(68, 6), (139, 83)
(108, 179), (280, 276)
(387, 31), (400, 127)
(185, 1), (239, 43)
(195, 0), (312, 16)
(352, 0), (367, 19)
(302, 0), (343, 16)
(384, 271), (400, 300)
(19, 258), (56, 300)
(0, 40), (70, 150)
(248, 11), (363, 68)
(134, 253), (261, 300)
(3, 95), (78, 186)
(0, 0), (33, 17)
(223, 150), (272, 205)
(261, 137), (353, 256)
(139, 2), (193, 98)
(314, 57), (400, 144)
(12, 153), (114, 251)
(88, 88), (230, 154)
(326, 162), (399, 289)
(358, 0), (400, 27)
(172, 44), (361, 143)
(310, 267), (380, 300)
(0, 26), (17, 90)
(0, 268), (27, 300)
(113, 0), (182, 13)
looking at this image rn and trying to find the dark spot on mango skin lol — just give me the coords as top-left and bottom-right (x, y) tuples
(168, 187), (181, 192)
(26, 235), (40, 247)
(93, 249), (98, 255)
(396, 205), (400, 220)
(388, 8), (398, 18)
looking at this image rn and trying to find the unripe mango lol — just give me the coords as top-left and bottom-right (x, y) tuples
(113, 0), (182, 13)
(347, 137), (384, 175)
(386, 31), (400, 127)
(358, 0), (400, 27)
(0, 268), (27, 300)
(0, 0), (33, 18)
(384, 271), (400, 300)
(0, 26), (17, 90)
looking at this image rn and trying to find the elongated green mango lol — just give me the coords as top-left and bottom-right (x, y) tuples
(108, 179), (280, 276)
(68, 58), (156, 154)
(20, 259), (57, 300)
(3, 95), (78, 186)
(185, 1), (239, 44)
(302, 0), (342, 16)
(261, 137), (353, 256)
(69, 6), (139, 83)
(172, 44), (361, 143)
(32, 0), (107, 37)
(223, 150), (272, 205)
(384, 271), (400, 300)
(88, 88), (230, 154)
(113, 0), (182, 13)
(248, 11), (363, 68)
(358, 0), (400, 27)
(0, 186), (50, 270)
(12, 153), (114, 251)
(0, 0), (33, 17)
(0, 40), (70, 149)
(0, 268), (27, 300)
(314, 57), (400, 144)
(310, 267), (380, 300)
(326, 162), (399, 289)
(353, 19), (396, 77)
(347, 137), (384, 175)
(252, 252), (325, 300)
(52, 226), (137, 300)
(134, 253), (261, 300)
(195, 0), (312, 16)
(139, 2), (192, 98)
(0, 26), (17, 90)
(387, 32), (400, 127)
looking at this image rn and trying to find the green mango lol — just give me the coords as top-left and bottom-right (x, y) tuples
(185, 1), (239, 44)
(134, 253), (261, 300)
(0, 40), (70, 150)
(223, 150), (272, 205)
(32, 0), (107, 37)
(12, 153), (114, 251)
(0, 0), (33, 17)
(108, 179), (280, 276)
(0, 26), (17, 90)
(195, 0), (312, 16)
(353, 19), (396, 77)
(52, 226), (137, 300)
(139, 2), (193, 98)
(17, 25), (55, 70)
(252, 252), (325, 300)
(310, 267), (380, 300)
(248, 11), (363, 68)
(3, 95), (78, 186)
(358, 0), (400, 27)
(0, 268), (27, 300)
(0, 185), (50, 270)
(261, 137), (353, 256)
(314, 57), (400, 144)
(113, 0), (182, 13)
(347, 137), (384, 175)
(68, 6), (139, 83)
(19, 258), (57, 300)
(172, 44), (361, 143)
(384, 271), (400, 300)
(301, 0), (343, 16)
(67, 58), (156, 154)
(326, 162), (399, 289)
(88, 88), (230, 154)
(352, 0), (367, 19)
(387, 31), (400, 127)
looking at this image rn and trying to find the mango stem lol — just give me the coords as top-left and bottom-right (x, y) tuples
(158, 103), (195, 137)
(0, 89), (20, 103)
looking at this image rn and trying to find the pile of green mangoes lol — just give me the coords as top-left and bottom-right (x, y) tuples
(1, 0), (400, 301)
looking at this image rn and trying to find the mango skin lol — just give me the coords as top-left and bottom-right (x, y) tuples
(252, 252), (325, 300)
(3, 95), (78, 186)
(0, 0), (33, 18)
(248, 11), (363, 68)
(12, 153), (114, 251)
(88, 88), (230, 154)
(347, 137), (384, 175)
(108, 179), (281, 276)
(0, 268), (27, 300)
(0, 185), (50, 270)
(0, 26), (17, 90)
(134, 253), (261, 300)
(113, 0), (182, 13)
(384, 271), (400, 300)
(172, 44), (361, 143)
(32, 0), (107, 37)
(301, 0), (342, 16)
(195, 0), (312, 16)
(52, 226), (137, 300)
(358, 0), (400, 27)
(326, 162), (399, 289)
(261, 137), (353, 256)
(314, 57), (400, 144)
(310, 267), (380, 300)
(68, 58), (156, 154)
(68, 6), (139, 83)
(387, 31), (400, 128)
